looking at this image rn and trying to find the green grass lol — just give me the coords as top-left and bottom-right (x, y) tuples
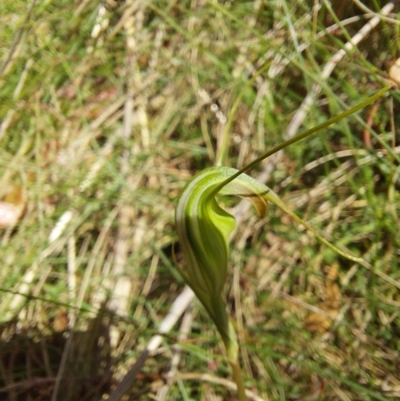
(0, 0), (399, 400)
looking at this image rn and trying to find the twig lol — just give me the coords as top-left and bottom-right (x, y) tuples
(169, 372), (269, 401)
(363, 100), (381, 148)
(352, 0), (400, 25)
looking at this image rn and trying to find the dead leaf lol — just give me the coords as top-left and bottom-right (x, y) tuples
(325, 263), (338, 281)
(306, 264), (341, 333)
(389, 58), (400, 86)
(53, 309), (69, 332)
(305, 312), (331, 333)
(0, 201), (23, 228)
(0, 185), (26, 228)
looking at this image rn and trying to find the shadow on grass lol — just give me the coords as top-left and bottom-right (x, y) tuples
(0, 312), (114, 401)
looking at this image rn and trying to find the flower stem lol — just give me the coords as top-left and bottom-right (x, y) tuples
(229, 359), (248, 401)
(222, 321), (249, 401)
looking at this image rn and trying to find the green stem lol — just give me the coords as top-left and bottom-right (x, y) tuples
(220, 321), (249, 401)
(229, 359), (249, 401)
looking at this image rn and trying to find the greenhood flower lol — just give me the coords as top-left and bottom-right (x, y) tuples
(175, 166), (272, 345)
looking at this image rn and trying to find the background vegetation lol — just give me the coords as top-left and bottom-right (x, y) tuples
(0, 0), (399, 400)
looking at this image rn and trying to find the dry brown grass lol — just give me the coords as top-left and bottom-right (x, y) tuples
(0, 1), (399, 400)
